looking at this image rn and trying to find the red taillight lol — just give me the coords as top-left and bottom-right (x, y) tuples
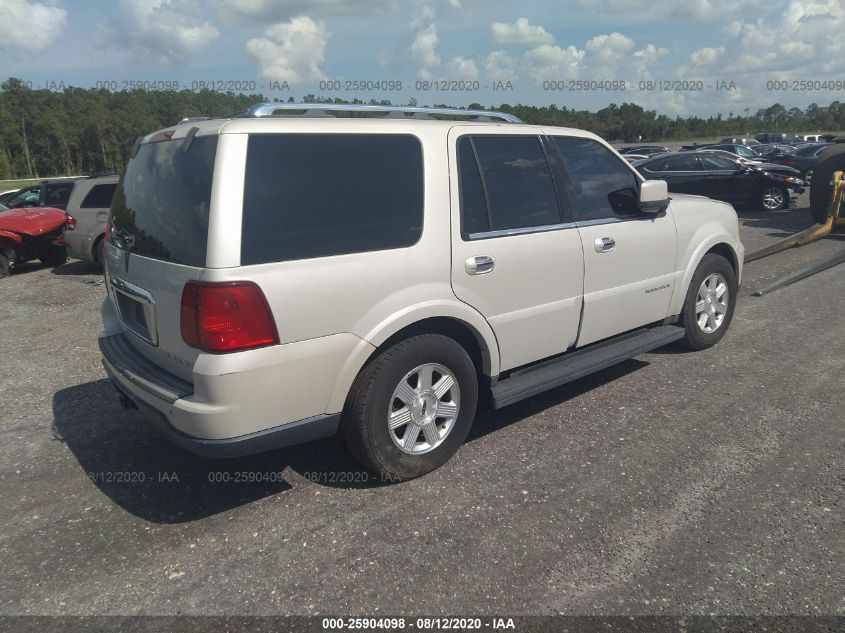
(65, 214), (77, 230)
(180, 281), (279, 353)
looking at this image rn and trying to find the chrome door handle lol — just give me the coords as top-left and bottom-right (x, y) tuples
(465, 255), (495, 275)
(594, 237), (616, 253)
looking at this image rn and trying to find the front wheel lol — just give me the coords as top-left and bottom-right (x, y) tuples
(760, 186), (788, 211)
(678, 253), (738, 351)
(341, 334), (479, 481)
(0, 252), (10, 279)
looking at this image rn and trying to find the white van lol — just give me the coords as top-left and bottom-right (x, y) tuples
(65, 174), (119, 268)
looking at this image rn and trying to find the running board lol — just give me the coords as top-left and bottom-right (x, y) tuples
(491, 325), (685, 409)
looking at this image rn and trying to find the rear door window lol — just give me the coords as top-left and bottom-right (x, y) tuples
(241, 134), (423, 264)
(461, 135), (561, 235)
(699, 155), (739, 170)
(81, 183), (117, 208)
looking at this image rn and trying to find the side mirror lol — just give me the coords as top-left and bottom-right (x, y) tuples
(639, 179), (669, 214)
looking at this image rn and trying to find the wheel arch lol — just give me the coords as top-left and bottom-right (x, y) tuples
(706, 242), (739, 276)
(324, 307), (500, 414)
(92, 232), (106, 262)
(670, 235), (742, 316)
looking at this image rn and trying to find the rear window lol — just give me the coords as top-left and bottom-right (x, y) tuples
(241, 134), (423, 265)
(80, 183), (117, 208)
(109, 135), (217, 267)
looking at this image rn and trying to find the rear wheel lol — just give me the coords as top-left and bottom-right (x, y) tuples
(678, 253), (737, 351)
(760, 186), (787, 211)
(341, 334), (478, 481)
(0, 252), (10, 279)
(41, 245), (67, 268)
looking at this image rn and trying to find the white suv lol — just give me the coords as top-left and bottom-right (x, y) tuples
(99, 104), (743, 480)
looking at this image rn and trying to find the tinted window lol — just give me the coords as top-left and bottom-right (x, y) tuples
(699, 155), (739, 170)
(110, 135), (217, 267)
(663, 155), (698, 171)
(735, 145), (757, 158)
(46, 184), (73, 208)
(467, 135), (560, 233)
(554, 136), (640, 221)
(457, 137), (488, 237)
(81, 183), (117, 208)
(241, 134), (423, 264)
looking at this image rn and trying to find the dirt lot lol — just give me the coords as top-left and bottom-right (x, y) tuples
(0, 194), (842, 618)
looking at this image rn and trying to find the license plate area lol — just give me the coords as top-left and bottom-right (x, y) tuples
(109, 276), (158, 346)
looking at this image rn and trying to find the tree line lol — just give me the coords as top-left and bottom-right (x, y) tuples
(1, 77), (844, 180)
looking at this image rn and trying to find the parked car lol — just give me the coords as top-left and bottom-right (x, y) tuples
(693, 143), (766, 161)
(99, 103), (743, 480)
(692, 149), (804, 179)
(0, 188), (20, 204)
(751, 144), (831, 182)
(754, 132), (802, 144)
(0, 201), (71, 277)
(3, 178), (82, 211)
(636, 151), (803, 210)
(622, 153), (651, 163)
(617, 145), (670, 156)
(756, 143), (799, 156)
(64, 174), (119, 269)
(718, 137), (761, 147)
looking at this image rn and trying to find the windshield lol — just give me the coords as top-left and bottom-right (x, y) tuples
(109, 135), (217, 267)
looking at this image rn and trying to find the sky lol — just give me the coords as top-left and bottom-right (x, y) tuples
(1, 0), (844, 117)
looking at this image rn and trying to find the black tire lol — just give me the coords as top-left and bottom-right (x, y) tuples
(0, 252), (10, 279)
(341, 334), (479, 481)
(759, 185), (788, 211)
(677, 253), (738, 351)
(809, 143), (845, 224)
(41, 245), (67, 268)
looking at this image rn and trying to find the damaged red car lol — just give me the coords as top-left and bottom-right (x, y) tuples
(0, 201), (71, 278)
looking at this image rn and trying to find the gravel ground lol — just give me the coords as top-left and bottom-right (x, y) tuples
(0, 193), (842, 619)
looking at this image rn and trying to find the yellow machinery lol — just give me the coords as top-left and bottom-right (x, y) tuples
(747, 170), (845, 296)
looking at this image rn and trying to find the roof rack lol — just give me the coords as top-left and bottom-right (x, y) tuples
(239, 103), (523, 123)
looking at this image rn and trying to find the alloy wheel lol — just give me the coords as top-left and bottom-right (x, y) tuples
(695, 273), (729, 333)
(761, 187), (785, 210)
(388, 363), (460, 455)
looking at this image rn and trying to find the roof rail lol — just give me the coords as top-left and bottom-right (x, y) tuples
(240, 102), (523, 123)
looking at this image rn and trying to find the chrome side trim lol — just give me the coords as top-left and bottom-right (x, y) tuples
(467, 221), (576, 240)
(574, 217), (622, 227)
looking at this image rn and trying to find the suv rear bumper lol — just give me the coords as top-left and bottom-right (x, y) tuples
(99, 333), (340, 458)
